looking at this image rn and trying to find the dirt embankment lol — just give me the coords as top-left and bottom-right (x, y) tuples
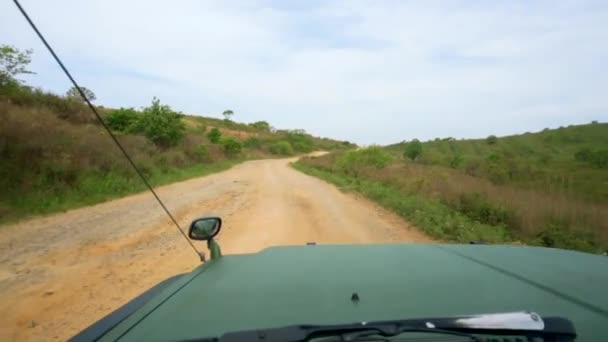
(0, 156), (429, 341)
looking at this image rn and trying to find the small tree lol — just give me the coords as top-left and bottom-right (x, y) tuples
(404, 139), (422, 161)
(133, 97), (185, 148)
(222, 109), (234, 121)
(106, 107), (139, 132)
(0, 45), (34, 86)
(66, 86), (97, 102)
(249, 121), (270, 131)
(207, 128), (222, 143)
(486, 135), (498, 145)
(221, 137), (242, 157)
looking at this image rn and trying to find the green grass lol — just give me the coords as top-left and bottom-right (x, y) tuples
(387, 123), (608, 202)
(1, 159), (241, 225)
(295, 139), (607, 253)
(293, 162), (511, 244)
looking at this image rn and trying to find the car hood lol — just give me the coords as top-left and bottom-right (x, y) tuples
(98, 244), (608, 341)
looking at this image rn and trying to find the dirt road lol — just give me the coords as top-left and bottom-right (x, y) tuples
(0, 156), (429, 341)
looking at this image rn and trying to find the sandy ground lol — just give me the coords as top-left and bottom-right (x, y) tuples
(0, 156), (430, 341)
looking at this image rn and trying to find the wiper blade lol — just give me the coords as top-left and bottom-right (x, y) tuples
(327, 327), (481, 342)
(189, 311), (576, 342)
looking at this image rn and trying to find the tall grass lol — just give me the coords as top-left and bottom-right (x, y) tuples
(296, 145), (608, 253)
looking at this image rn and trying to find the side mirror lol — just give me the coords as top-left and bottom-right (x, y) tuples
(189, 217), (221, 241)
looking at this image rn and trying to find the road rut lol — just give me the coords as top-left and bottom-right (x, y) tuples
(0, 156), (429, 341)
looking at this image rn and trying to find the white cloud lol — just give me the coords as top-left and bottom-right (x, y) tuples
(2, 0), (607, 144)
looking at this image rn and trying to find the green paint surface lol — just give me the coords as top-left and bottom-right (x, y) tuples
(102, 244), (608, 341)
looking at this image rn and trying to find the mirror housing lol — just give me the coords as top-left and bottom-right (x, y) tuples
(188, 217), (221, 241)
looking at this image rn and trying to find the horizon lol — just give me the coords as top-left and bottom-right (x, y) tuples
(3, 0), (607, 145)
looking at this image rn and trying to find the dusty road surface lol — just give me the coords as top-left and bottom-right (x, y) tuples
(0, 156), (430, 341)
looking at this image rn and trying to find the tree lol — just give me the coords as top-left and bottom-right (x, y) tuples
(222, 109), (234, 121)
(0, 45), (34, 86)
(106, 107), (139, 132)
(132, 97), (185, 148)
(404, 139), (423, 161)
(66, 86), (97, 102)
(486, 135), (498, 145)
(249, 121), (270, 131)
(207, 128), (222, 143)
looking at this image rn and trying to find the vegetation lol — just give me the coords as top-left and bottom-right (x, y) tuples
(296, 125), (608, 254)
(220, 137), (242, 158)
(130, 97), (185, 148)
(0, 45), (354, 223)
(222, 109), (234, 121)
(66, 86), (96, 102)
(207, 127), (222, 143)
(403, 139), (422, 161)
(269, 141), (294, 155)
(0, 44), (33, 87)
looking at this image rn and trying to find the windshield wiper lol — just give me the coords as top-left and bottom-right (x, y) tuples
(186, 311), (576, 342)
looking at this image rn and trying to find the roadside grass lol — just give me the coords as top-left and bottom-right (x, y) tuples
(0, 87), (354, 224)
(294, 147), (607, 254)
(1, 159), (241, 225)
(292, 162), (511, 244)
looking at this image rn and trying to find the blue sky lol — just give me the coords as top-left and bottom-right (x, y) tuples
(2, 0), (607, 144)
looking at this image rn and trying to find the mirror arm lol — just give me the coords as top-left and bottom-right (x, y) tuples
(207, 239), (222, 260)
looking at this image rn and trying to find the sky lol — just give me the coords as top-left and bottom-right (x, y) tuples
(2, 0), (608, 145)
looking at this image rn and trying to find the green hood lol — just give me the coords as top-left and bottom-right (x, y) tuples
(99, 244), (608, 341)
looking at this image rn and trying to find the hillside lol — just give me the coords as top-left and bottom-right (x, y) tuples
(0, 86), (354, 223)
(296, 124), (608, 253)
(386, 124), (608, 202)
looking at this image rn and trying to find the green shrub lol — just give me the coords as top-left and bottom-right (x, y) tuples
(283, 131), (314, 152)
(336, 146), (392, 175)
(534, 223), (597, 252)
(249, 121), (270, 131)
(220, 137), (242, 157)
(130, 97), (185, 148)
(449, 154), (463, 168)
(590, 150), (608, 168)
(456, 192), (513, 226)
(404, 139), (422, 161)
(574, 148), (592, 162)
(243, 136), (261, 148)
(269, 141), (294, 155)
(105, 107), (139, 132)
(207, 128), (221, 144)
(574, 148), (608, 168)
(486, 135), (498, 145)
(194, 145), (211, 162)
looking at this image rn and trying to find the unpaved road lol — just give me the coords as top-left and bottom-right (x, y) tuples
(0, 156), (429, 341)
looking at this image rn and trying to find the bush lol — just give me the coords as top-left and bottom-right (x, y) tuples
(207, 128), (221, 144)
(456, 192), (513, 226)
(243, 136), (261, 148)
(194, 145), (211, 162)
(130, 98), (185, 148)
(249, 121), (270, 131)
(269, 141), (294, 155)
(105, 107), (139, 132)
(574, 148), (608, 168)
(403, 139), (422, 161)
(220, 137), (242, 157)
(486, 135), (498, 145)
(449, 154), (463, 168)
(285, 132), (314, 152)
(336, 146), (392, 176)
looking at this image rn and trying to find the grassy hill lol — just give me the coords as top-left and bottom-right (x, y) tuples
(296, 124), (608, 253)
(0, 86), (353, 223)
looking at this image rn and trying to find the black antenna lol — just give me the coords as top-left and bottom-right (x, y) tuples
(13, 0), (202, 260)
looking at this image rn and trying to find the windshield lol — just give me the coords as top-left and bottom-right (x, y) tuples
(1, 1), (606, 341)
